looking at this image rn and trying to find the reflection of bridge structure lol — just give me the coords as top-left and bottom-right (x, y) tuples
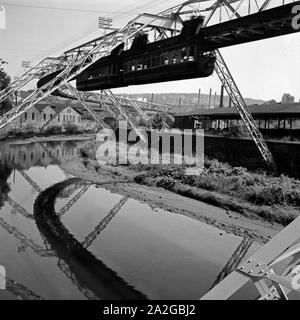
(6, 167), (300, 299)
(3, 170), (260, 300)
(0, 216), (55, 257)
(19, 170), (42, 193)
(34, 178), (147, 299)
(1, 173), (141, 299)
(2, 276), (44, 300)
(82, 196), (128, 248)
(209, 237), (253, 290)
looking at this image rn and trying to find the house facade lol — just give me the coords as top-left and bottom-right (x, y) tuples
(15, 103), (82, 130)
(50, 105), (82, 128)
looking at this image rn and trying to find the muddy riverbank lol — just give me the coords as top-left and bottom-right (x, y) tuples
(62, 159), (283, 244)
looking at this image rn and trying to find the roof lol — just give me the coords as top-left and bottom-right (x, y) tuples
(80, 110), (112, 120)
(33, 103), (50, 112)
(50, 104), (81, 115)
(174, 102), (300, 119)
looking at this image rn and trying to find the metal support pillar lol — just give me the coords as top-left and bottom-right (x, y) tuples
(213, 49), (274, 166)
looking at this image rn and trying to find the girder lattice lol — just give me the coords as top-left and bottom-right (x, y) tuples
(213, 49), (274, 165)
(0, 0), (298, 164)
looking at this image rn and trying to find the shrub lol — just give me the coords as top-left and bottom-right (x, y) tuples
(43, 125), (62, 135)
(63, 123), (82, 134)
(6, 124), (37, 137)
(7, 127), (23, 137)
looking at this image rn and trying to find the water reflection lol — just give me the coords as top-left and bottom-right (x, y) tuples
(209, 237), (253, 290)
(0, 140), (87, 170)
(0, 140), (260, 300)
(34, 178), (147, 300)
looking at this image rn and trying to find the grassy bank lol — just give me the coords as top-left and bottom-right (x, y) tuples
(0, 123), (96, 141)
(79, 142), (300, 226)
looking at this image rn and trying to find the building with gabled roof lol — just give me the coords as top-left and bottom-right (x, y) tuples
(15, 103), (82, 130)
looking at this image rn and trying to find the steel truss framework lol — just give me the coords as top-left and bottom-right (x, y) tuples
(0, 0), (298, 164)
(0, 7), (178, 131)
(202, 213), (300, 300)
(213, 49), (274, 164)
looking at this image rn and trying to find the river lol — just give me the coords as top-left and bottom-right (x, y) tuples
(0, 139), (260, 300)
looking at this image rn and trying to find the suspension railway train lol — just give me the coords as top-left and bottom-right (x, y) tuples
(37, 16), (216, 92)
(37, 1), (300, 93)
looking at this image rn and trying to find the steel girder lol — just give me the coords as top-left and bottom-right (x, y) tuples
(202, 213), (300, 300)
(213, 49), (274, 165)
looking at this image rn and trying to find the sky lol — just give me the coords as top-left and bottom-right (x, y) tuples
(0, 0), (300, 102)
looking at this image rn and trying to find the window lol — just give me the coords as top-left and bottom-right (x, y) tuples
(73, 115), (75, 122)
(50, 114), (53, 119)
(32, 113), (35, 120)
(43, 113), (46, 121)
(63, 115), (65, 122)
(58, 115), (60, 122)
(24, 112), (27, 120)
(78, 116), (80, 123)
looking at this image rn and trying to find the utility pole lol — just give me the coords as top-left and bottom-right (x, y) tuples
(220, 85), (224, 108)
(208, 88), (212, 109)
(197, 88), (201, 108)
(213, 91), (217, 108)
(178, 97), (182, 112)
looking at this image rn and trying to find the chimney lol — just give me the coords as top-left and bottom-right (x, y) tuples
(197, 88), (201, 108)
(220, 85), (224, 108)
(208, 88), (212, 108)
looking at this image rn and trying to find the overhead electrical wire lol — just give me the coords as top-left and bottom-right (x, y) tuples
(10, 0), (179, 76)
(14, 0), (176, 62)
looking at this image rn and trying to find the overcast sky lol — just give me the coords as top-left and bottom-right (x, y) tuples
(0, 0), (300, 101)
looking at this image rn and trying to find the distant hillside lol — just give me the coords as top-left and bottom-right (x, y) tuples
(18, 90), (266, 113)
(117, 93), (266, 112)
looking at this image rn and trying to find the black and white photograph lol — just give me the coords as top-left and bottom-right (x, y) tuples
(0, 0), (300, 309)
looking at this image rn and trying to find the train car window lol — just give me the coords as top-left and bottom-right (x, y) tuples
(155, 55), (160, 67)
(160, 53), (168, 65)
(188, 46), (195, 61)
(143, 56), (150, 69)
(187, 46), (190, 59)
(137, 58), (143, 70)
(152, 55), (157, 67)
(181, 47), (187, 62)
(171, 50), (177, 64)
(165, 54), (169, 65)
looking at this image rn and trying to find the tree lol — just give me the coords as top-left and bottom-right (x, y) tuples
(151, 112), (174, 129)
(0, 58), (12, 115)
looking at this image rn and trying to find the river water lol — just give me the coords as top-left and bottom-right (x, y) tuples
(0, 139), (260, 300)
